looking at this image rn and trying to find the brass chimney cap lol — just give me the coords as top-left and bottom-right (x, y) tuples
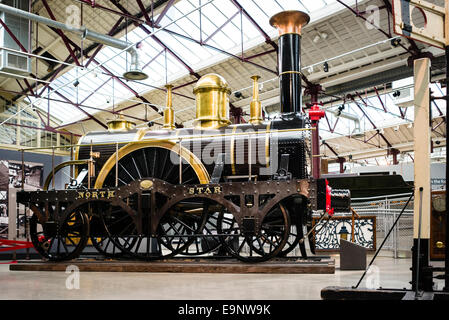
(193, 73), (231, 94)
(269, 10), (310, 36)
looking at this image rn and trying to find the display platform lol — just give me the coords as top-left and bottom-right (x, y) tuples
(9, 256), (335, 274)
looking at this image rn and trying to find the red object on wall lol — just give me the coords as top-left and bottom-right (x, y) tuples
(308, 103), (325, 121)
(308, 103), (325, 179)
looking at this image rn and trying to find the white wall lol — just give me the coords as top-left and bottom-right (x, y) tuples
(348, 162), (446, 190)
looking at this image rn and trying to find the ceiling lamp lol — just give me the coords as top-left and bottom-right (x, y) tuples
(123, 70), (148, 81)
(123, 47), (148, 81)
(123, 41), (148, 80)
(313, 30), (328, 43)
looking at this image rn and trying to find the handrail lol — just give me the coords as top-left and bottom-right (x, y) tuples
(17, 127), (314, 152)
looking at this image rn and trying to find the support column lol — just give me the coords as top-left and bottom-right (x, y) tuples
(444, 43), (449, 292)
(337, 157), (346, 173)
(306, 83), (324, 179)
(7, 188), (16, 241)
(411, 57), (433, 291)
(311, 121), (320, 178)
(390, 148), (400, 165)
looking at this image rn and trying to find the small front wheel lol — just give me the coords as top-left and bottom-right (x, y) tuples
(30, 206), (90, 261)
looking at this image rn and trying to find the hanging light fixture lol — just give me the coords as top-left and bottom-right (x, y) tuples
(313, 30), (328, 43)
(123, 43), (148, 80)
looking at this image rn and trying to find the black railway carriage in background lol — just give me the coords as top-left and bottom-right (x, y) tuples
(17, 11), (350, 263)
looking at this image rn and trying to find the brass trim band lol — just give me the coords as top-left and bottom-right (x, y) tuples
(265, 122), (271, 169)
(18, 127), (314, 152)
(73, 136), (84, 178)
(230, 126), (237, 175)
(279, 70), (303, 77)
(278, 32), (303, 36)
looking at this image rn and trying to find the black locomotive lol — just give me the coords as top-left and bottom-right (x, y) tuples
(17, 10), (350, 263)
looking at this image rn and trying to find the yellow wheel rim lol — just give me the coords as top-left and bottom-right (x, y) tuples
(94, 140), (210, 188)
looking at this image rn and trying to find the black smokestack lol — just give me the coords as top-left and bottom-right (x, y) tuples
(270, 11), (310, 114)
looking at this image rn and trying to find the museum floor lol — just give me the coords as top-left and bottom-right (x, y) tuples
(2, 255), (445, 300)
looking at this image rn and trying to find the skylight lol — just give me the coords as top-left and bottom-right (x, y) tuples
(320, 83), (447, 140)
(29, 0), (352, 125)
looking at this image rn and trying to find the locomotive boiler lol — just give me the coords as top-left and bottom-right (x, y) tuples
(17, 10), (350, 263)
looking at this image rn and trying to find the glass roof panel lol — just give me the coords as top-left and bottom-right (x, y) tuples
(28, 0), (356, 125)
(320, 82), (446, 141)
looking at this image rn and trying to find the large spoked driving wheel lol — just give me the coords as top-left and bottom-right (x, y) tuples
(30, 204), (90, 261)
(90, 214), (137, 258)
(277, 222), (306, 257)
(218, 203), (290, 263)
(95, 143), (209, 189)
(277, 197), (308, 258)
(157, 198), (209, 258)
(97, 199), (161, 260)
(94, 144), (210, 260)
(167, 199), (223, 257)
(277, 212), (308, 257)
(91, 235), (123, 257)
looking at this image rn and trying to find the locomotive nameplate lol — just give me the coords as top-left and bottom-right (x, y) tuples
(188, 186), (222, 195)
(77, 190), (115, 200)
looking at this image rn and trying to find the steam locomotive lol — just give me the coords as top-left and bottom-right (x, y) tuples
(17, 10), (350, 263)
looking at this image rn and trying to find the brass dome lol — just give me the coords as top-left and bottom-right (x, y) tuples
(193, 73), (231, 129)
(193, 73), (231, 93)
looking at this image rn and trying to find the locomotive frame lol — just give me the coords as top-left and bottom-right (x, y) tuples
(18, 171), (315, 262)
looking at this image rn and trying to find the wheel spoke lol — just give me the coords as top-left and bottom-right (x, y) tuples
(66, 236), (77, 246)
(57, 235), (61, 255)
(119, 162), (135, 182)
(105, 238), (112, 250)
(159, 149), (169, 178)
(256, 237), (265, 255)
(194, 238), (200, 253)
(171, 216), (196, 233)
(132, 156), (142, 179)
(142, 149), (149, 177)
(236, 238), (247, 253)
(61, 239), (70, 253)
(134, 236), (143, 254)
(152, 148), (157, 177)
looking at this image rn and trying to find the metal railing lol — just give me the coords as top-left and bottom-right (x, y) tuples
(351, 193), (414, 258)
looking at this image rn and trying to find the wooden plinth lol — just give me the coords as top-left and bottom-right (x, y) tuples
(9, 257), (334, 274)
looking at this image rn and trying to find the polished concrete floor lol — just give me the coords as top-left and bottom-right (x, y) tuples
(1, 255), (441, 300)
